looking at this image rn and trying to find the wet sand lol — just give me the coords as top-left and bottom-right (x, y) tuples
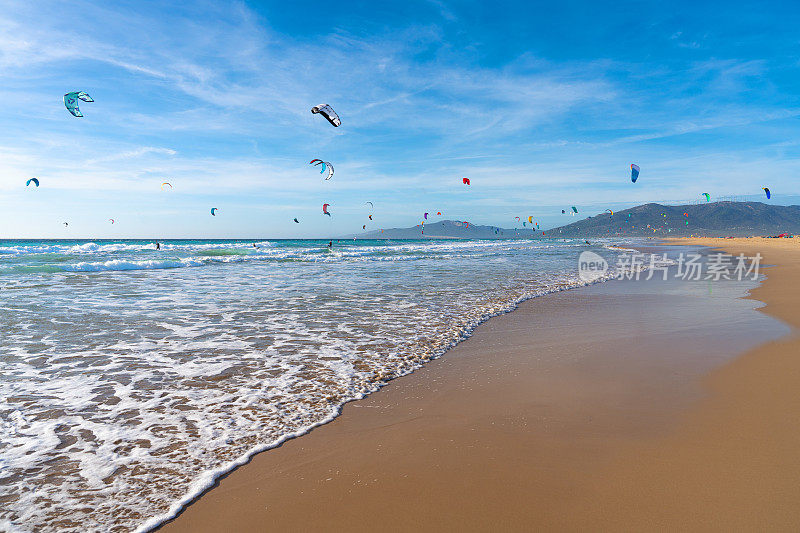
(159, 240), (797, 532)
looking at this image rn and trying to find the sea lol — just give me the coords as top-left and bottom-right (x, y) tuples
(0, 238), (643, 532)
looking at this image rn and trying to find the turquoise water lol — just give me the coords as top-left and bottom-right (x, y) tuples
(0, 238), (634, 532)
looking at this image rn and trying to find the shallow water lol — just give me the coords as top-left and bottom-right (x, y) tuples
(0, 238), (638, 532)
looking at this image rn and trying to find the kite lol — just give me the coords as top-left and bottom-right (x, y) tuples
(424, 212), (428, 220)
(630, 164), (640, 183)
(362, 225), (366, 230)
(369, 215), (373, 220)
(365, 202), (374, 209)
(109, 219), (115, 224)
(26, 178), (39, 187)
(561, 209), (566, 214)
(605, 209), (614, 216)
(323, 203), (331, 216)
(763, 187), (771, 199)
(462, 177), (470, 185)
(571, 206), (578, 214)
(63, 222), (68, 226)
(309, 159), (334, 180)
(515, 216), (520, 222)
(161, 182), (172, 190)
(528, 216), (533, 224)
(211, 208), (218, 216)
(437, 211), (441, 215)
(293, 218), (299, 223)
(311, 104), (341, 127)
(64, 91), (93, 117)
(701, 192), (711, 202)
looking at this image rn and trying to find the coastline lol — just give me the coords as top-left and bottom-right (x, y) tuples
(158, 239), (797, 531)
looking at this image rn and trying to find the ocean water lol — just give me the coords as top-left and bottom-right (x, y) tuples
(0, 238), (638, 532)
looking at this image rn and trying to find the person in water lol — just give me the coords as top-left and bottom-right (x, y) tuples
(252, 243), (257, 248)
(155, 241), (160, 250)
(327, 240), (332, 249)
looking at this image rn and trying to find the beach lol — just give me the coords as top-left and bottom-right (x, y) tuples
(160, 239), (799, 532)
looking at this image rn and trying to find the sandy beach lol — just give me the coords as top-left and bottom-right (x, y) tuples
(159, 239), (799, 532)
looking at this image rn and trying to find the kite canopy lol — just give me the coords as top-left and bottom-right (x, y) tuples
(311, 104), (341, 127)
(701, 192), (711, 202)
(109, 219), (115, 224)
(365, 201), (374, 209)
(437, 211), (441, 215)
(571, 206), (578, 214)
(605, 209), (614, 216)
(462, 177), (470, 185)
(310, 159), (334, 180)
(161, 182), (172, 190)
(322, 203), (331, 216)
(26, 178), (39, 187)
(630, 164), (640, 183)
(528, 216), (533, 223)
(211, 208), (218, 216)
(763, 187), (771, 199)
(424, 212), (428, 220)
(362, 225), (366, 230)
(561, 209), (566, 214)
(293, 218), (299, 223)
(64, 91), (93, 117)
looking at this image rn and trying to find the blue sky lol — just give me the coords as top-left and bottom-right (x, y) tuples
(1, 0), (798, 238)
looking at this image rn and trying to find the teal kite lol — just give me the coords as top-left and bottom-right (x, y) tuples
(26, 178), (39, 187)
(64, 91), (93, 117)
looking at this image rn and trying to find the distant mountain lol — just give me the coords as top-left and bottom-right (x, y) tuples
(549, 202), (800, 237)
(349, 220), (538, 239)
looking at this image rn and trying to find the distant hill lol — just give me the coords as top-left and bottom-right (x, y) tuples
(549, 202), (800, 237)
(345, 202), (800, 240)
(349, 220), (537, 239)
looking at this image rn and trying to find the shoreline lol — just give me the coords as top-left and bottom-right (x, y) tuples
(158, 239), (796, 532)
(135, 250), (624, 532)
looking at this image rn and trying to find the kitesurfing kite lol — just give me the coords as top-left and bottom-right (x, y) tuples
(462, 177), (470, 185)
(365, 202), (374, 209)
(26, 178), (39, 187)
(323, 203), (331, 216)
(109, 219), (115, 224)
(630, 164), (640, 183)
(362, 225), (366, 230)
(293, 218), (299, 223)
(571, 206), (578, 214)
(309, 159), (334, 180)
(561, 209), (566, 214)
(702, 192), (711, 202)
(528, 216), (533, 224)
(64, 91), (93, 117)
(424, 212), (428, 220)
(211, 208), (218, 216)
(311, 104), (341, 127)
(605, 209), (614, 216)
(763, 187), (771, 199)
(437, 211), (441, 215)
(63, 222), (68, 226)
(161, 182), (172, 190)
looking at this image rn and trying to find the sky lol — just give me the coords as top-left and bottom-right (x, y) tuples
(1, 0), (799, 238)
